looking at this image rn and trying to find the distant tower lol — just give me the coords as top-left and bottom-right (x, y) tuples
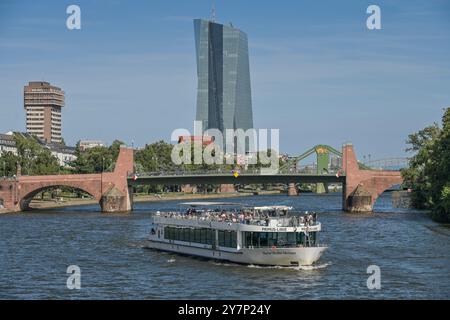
(24, 81), (65, 143)
(193, 18), (254, 136)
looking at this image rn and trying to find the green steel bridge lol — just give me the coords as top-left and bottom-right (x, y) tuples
(128, 144), (407, 187)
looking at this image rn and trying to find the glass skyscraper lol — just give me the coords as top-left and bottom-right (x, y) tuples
(194, 19), (254, 136)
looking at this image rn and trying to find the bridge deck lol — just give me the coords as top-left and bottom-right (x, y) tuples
(128, 174), (346, 185)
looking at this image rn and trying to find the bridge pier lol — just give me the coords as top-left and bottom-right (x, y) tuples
(181, 184), (197, 194)
(100, 146), (134, 213)
(342, 143), (403, 213)
(219, 184), (235, 193)
(316, 183), (328, 194)
(0, 179), (20, 212)
(100, 186), (133, 213)
(287, 183), (298, 196)
(345, 185), (374, 212)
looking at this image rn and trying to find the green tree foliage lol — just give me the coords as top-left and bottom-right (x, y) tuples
(402, 108), (450, 222)
(133, 141), (179, 194)
(70, 139), (124, 174)
(429, 108), (450, 221)
(14, 134), (60, 175)
(401, 124), (441, 209)
(0, 151), (18, 177)
(0, 134), (62, 176)
(135, 140), (175, 172)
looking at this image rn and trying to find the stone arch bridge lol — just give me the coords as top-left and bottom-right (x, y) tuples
(0, 144), (403, 213)
(0, 147), (134, 212)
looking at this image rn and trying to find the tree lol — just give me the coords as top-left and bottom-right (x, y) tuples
(70, 140), (125, 174)
(13, 134), (60, 175)
(402, 107), (450, 221)
(0, 151), (19, 177)
(135, 140), (176, 173)
(428, 108), (450, 221)
(401, 124), (441, 209)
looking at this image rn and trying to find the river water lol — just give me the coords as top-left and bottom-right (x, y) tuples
(0, 193), (449, 299)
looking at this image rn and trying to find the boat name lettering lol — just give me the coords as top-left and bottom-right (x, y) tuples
(262, 251), (296, 255)
(261, 227), (287, 231)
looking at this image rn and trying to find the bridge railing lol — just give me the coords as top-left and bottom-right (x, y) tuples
(358, 158), (410, 171)
(130, 165), (343, 177)
(0, 176), (18, 181)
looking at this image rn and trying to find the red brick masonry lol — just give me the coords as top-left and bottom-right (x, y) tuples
(0, 146), (134, 213)
(342, 143), (403, 212)
(0, 144), (403, 213)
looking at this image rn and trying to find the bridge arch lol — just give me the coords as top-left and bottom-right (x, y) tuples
(19, 181), (102, 211)
(356, 177), (403, 209)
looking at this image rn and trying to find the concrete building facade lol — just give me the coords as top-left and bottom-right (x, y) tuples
(24, 81), (65, 143)
(194, 19), (254, 137)
(78, 140), (105, 151)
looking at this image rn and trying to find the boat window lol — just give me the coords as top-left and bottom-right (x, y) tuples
(268, 232), (277, 247)
(230, 231), (237, 248)
(164, 226), (171, 240)
(174, 228), (181, 241)
(218, 230), (225, 247)
(251, 232), (259, 247)
(183, 228), (190, 242)
(309, 232), (317, 246)
(194, 228), (201, 243)
(244, 232), (253, 247)
(218, 230), (237, 248)
(259, 232), (268, 247)
(277, 232), (287, 246)
(206, 229), (213, 245)
(297, 232), (317, 247)
(242, 231), (315, 248)
(163, 226), (235, 247)
(297, 232), (305, 246)
(286, 232), (296, 246)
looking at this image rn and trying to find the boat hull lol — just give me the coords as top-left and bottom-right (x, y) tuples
(145, 240), (326, 266)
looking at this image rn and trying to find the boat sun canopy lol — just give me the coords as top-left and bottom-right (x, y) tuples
(249, 206), (293, 211)
(178, 202), (244, 207)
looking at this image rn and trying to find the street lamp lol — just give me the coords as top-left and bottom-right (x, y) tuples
(101, 157), (105, 199)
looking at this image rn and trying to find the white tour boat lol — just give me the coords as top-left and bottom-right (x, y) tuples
(145, 202), (327, 266)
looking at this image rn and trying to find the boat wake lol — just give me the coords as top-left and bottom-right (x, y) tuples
(211, 261), (331, 270)
(247, 262), (331, 271)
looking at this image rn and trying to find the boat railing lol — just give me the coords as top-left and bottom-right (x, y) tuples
(244, 242), (325, 249)
(154, 212), (320, 228)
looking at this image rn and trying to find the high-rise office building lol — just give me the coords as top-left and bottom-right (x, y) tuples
(24, 81), (64, 143)
(194, 19), (253, 136)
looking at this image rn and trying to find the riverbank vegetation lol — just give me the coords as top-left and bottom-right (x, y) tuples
(1, 136), (284, 198)
(0, 134), (61, 176)
(401, 107), (450, 222)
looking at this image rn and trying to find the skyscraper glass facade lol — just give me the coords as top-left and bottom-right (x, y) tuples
(194, 19), (253, 135)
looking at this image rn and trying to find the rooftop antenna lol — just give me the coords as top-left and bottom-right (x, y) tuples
(211, 0), (216, 22)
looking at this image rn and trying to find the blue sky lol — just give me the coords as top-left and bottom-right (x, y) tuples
(0, 0), (449, 160)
